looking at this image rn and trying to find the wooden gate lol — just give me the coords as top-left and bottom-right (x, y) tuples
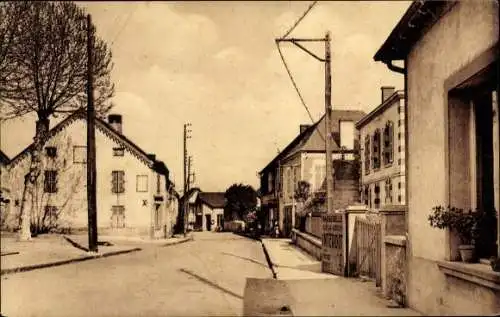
(353, 216), (381, 285)
(321, 213), (346, 276)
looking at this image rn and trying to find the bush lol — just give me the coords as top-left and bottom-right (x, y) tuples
(428, 206), (480, 245)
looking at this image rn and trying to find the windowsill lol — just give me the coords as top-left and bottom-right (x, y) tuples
(437, 260), (500, 291)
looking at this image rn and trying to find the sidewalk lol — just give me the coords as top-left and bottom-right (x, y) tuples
(258, 238), (421, 316)
(0, 233), (191, 275)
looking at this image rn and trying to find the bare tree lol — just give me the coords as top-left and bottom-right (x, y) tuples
(0, 1), (114, 240)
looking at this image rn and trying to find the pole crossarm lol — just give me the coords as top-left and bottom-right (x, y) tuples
(276, 38), (327, 42)
(291, 41), (325, 62)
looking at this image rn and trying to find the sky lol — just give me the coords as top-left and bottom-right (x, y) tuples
(0, 1), (410, 193)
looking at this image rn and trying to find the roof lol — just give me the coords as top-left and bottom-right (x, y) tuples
(198, 192), (226, 209)
(356, 90), (405, 129)
(0, 151), (9, 165)
(374, 1), (457, 62)
(259, 109), (365, 174)
(288, 110), (366, 157)
(8, 109), (168, 173)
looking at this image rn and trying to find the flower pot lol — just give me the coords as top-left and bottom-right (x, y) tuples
(458, 245), (475, 263)
(490, 258), (500, 272)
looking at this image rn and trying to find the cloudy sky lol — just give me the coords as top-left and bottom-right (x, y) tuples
(1, 1), (410, 193)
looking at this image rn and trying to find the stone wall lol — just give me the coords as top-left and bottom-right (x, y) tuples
(292, 228), (322, 261)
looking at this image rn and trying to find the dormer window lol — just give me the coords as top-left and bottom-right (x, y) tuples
(113, 147), (124, 157)
(46, 146), (57, 158)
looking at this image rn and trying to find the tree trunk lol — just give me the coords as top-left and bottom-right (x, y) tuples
(18, 118), (49, 241)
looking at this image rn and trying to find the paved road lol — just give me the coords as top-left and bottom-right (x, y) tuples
(1, 232), (272, 317)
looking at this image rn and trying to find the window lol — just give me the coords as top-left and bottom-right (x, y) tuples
(113, 147), (124, 157)
(383, 121), (394, 166)
(45, 205), (58, 225)
(364, 135), (370, 175)
(374, 184), (380, 208)
(364, 186), (369, 206)
(385, 178), (393, 204)
(44, 170), (58, 193)
(398, 195), (402, 203)
(268, 173), (274, 192)
(398, 182), (401, 189)
(112, 171), (125, 193)
(154, 205), (162, 230)
(111, 206), (125, 228)
(398, 119), (401, 127)
(339, 121), (355, 150)
(315, 164), (325, 191)
(398, 145), (402, 152)
(73, 146), (86, 163)
(398, 132), (401, 140)
(46, 146), (57, 158)
(136, 175), (148, 192)
(372, 129), (381, 169)
(157, 174), (161, 194)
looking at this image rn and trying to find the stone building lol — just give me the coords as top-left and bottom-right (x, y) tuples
(3, 110), (178, 239)
(375, 0), (499, 315)
(356, 87), (406, 210)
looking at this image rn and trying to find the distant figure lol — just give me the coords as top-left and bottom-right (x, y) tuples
(274, 221), (279, 238)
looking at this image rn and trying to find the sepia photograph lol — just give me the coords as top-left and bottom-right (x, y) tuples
(0, 0), (499, 316)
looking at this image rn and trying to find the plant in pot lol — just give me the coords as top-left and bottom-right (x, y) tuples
(428, 206), (479, 263)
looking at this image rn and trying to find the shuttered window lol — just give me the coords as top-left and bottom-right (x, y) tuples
(372, 129), (381, 169)
(111, 205), (125, 228)
(383, 121), (394, 166)
(44, 170), (58, 193)
(364, 135), (370, 175)
(112, 171), (125, 193)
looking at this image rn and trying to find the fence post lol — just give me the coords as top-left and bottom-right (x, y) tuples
(379, 205), (407, 299)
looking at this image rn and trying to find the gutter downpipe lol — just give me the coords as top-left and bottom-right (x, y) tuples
(384, 59), (406, 75)
(382, 56), (408, 306)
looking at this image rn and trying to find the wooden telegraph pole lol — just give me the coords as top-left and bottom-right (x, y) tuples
(86, 14), (98, 252)
(275, 33), (333, 214)
(183, 123), (191, 236)
(324, 32), (333, 215)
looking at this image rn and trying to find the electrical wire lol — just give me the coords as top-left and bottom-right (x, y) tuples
(276, 42), (315, 123)
(275, 42), (326, 142)
(110, 4), (138, 47)
(282, 1), (318, 39)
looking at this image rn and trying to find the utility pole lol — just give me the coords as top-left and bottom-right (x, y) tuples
(324, 32), (333, 214)
(275, 33), (333, 214)
(86, 14), (98, 252)
(182, 123), (191, 236)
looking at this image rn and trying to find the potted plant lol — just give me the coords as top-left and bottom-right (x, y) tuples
(428, 206), (479, 262)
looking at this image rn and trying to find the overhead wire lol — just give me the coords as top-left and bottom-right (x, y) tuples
(110, 3), (138, 47)
(275, 1), (325, 142)
(282, 1), (318, 39)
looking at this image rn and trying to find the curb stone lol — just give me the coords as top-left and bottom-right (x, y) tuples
(0, 247), (142, 276)
(161, 235), (194, 247)
(261, 240), (278, 279)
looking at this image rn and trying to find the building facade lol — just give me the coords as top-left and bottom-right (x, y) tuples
(183, 188), (225, 231)
(260, 110), (365, 237)
(375, 0), (499, 315)
(357, 87), (406, 210)
(3, 110), (177, 239)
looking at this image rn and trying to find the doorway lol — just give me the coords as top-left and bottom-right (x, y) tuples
(205, 214), (212, 231)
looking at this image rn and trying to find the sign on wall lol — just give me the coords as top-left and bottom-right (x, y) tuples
(321, 213), (346, 276)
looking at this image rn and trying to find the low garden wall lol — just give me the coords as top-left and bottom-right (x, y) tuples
(292, 228), (322, 261)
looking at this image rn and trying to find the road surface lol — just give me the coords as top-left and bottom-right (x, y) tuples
(1, 232), (272, 317)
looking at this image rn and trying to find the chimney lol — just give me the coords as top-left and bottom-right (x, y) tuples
(300, 124), (311, 134)
(147, 154), (156, 161)
(108, 114), (122, 134)
(381, 86), (395, 103)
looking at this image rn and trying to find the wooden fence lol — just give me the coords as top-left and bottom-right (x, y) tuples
(353, 216), (381, 285)
(305, 213), (323, 239)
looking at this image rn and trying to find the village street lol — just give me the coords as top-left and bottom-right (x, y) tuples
(0, 232), (272, 317)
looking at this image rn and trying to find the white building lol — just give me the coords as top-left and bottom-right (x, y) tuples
(3, 110), (178, 239)
(356, 87), (406, 210)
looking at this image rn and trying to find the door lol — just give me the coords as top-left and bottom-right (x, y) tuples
(284, 206), (293, 237)
(206, 214), (212, 231)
